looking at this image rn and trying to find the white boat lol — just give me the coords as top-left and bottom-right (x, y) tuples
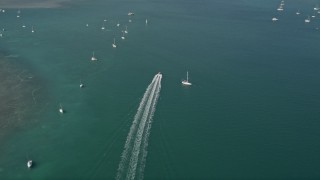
(280, 0), (285, 6)
(22, 24), (26, 28)
(91, 51), (97, 61)
(121, 31), (125, 40)
(272, 17), (278, 22)
(128, 12), (134, 16)
(305, 16), (311, 23)
(314, 5), (319, 11)
(182, 71), (192, 86)
(59, 104), (64, 114)
(27, 160), (32, 168)
(117, 21), (120, 27)
(112, 38), (117, 48)
(124, 26), (128, 34)
(31, 26), (35, 33)
(277, 5), (284, 11)
(146, 19), (148, 25)
(80, 80), (84, 88)
(296, 10), (300, 15)
(86, 24), (89, 27)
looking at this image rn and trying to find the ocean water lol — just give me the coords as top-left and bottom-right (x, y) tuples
(1, 0), (320, 179)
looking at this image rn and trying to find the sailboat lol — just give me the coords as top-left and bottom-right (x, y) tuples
(305, 16), (311, 23)
(112, 38), (117, 48)
(124, 25), (128, 34)
(117, 21), (120, 27)
(272, 17), (278, 22)
(31, 26), (35, 33)
(80, 80), (84, 88)
(182, 71), (192, 86)
(121, 31), (125, 40)
(296, 10), (300, 15)
(91, 51), (97, 61)
(59, 104), (64, 114)
(27, 160), (33, 168)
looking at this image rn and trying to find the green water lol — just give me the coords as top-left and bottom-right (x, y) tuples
(1, 0), (320, 179)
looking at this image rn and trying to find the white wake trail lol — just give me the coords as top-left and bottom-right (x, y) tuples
(116, 74), (162, 180)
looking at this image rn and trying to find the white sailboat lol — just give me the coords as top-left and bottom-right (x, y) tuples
(124, 25), (128, 34)
(296, 10), (300, 15)
(27, 160), (33, 168)
(182, 71), (192, 86)
(80, 80), (84, 88)
(272, 17), (278, 22)
(121, 31), (125, 40)
(305, 16), (311, 23)
(91, 51), (97, 61)
(31, 26), (35, 33)
(117, 21), (120, 27)
(59, 104), (64, 114)
(112, 38), (117, 48)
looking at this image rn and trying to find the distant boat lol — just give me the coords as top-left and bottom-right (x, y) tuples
(128, 12), (134, 16)
(272, 17), (278, 22)
(80, 80), (84, 88)
(124, 26), (128, 34)
(86, 24), (89, 27)
(59, 104), (64, 114)
(129, 19), (132, 23)
(305, 16), (311, 23)
(117, 21), (120, 27)
(314, 5), (319, 11)
(22, 24), (26, 28)
(182, 71), (192, 86)
(112, 38), (117, 48)
(277, 5), (284, 11)
(101, 23), (105, 30)
(91, 51), (97, 61)
(27, 160), (32, 168)
(121, 31), (125, 39)
(146, 19), (148, 25)
(31, 26), (35, 33)
(296, 10), (300, 15)
(280, 0), (285, 6)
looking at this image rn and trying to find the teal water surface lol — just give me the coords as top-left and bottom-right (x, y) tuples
(1, 0), (320, 179)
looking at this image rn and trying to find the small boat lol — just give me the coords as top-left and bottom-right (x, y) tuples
(305, 16), (311, 23)
(314, 5), (319, 11)
(145, 19), (148, 25)
(27, 160), (33, 168)
(129, 19), (132, 23)
(272, 17), (278, 22)
(59, 104), (64, 114)
(86, 24), (89, 27)
(117, 21), (120, 27)
(80, 80), (84, 88)
(128, 12), (134, 16)
(91, 51), (97, 61)
(112, 38), (117, 48)
(182, 71), (192, 86)
(124, 26), (128, 34)
(31, 26), (35, 33)
(277, 4), (284, 11)
(121, 31), (125, 40)
(22, 24), (26, 28)
(296, 10), (300, 15)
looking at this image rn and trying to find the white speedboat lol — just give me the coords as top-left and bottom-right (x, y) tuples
(182, 71), (192, 86)
(27, 160), (32, 168)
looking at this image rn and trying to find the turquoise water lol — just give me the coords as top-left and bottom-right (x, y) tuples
(1, 0), (320, 179)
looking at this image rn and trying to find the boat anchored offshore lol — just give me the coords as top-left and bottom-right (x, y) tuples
(272, 17), (278, 22)
(59, 104), (64, 114)
(182, 71), (192, 86)
(27, 160), (33, 168)
(112, 38), (117, 48)
(91, 51), (97, 61)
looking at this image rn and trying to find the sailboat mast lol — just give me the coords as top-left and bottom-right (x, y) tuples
(187, 71), (189, 82)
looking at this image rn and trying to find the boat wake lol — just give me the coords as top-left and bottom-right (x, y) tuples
(116, 73), (162, 180)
